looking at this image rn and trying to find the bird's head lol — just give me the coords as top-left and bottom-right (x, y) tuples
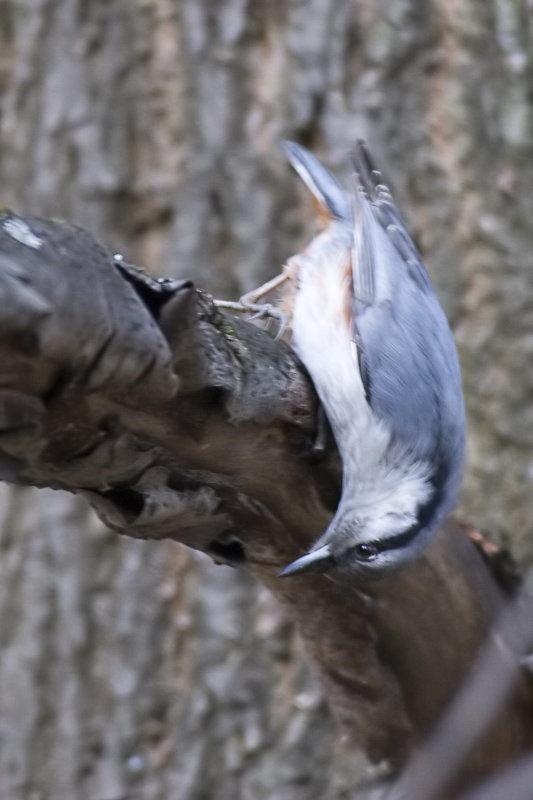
(280, 480), (450, 581)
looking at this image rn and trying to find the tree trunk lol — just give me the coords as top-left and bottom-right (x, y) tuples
(0, 1), (532, 799)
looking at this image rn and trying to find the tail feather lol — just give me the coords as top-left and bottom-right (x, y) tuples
(280, 140), (351, 224)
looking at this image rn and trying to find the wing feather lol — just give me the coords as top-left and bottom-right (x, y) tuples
(351, 141), (463, 465)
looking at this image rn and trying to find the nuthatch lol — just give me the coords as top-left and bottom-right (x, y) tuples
(277, 141), (466, 579)
(214, 141), (466, 579)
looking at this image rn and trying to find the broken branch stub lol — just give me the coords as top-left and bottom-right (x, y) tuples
(0, 212), (324, 557)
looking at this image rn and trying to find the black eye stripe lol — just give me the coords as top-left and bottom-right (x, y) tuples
(350, 525), (418, 560)
(370, 525), (420, 553)
(353, 481), (446, 557)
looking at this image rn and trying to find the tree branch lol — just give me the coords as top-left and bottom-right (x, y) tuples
(1, 212), (532, 784)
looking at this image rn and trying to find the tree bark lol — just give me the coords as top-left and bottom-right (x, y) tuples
(0, 212), (532, 797)
(1, 0), (533, 798)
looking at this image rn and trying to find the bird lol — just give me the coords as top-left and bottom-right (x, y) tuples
(275, 140), (466, 579)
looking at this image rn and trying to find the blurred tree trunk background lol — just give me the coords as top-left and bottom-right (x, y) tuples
(0, 1), (532, 798)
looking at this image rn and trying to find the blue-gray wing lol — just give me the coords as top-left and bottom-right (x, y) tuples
(351, 141), (465, 472)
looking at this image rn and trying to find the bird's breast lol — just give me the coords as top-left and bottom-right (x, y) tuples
(288, 234), (377, 448)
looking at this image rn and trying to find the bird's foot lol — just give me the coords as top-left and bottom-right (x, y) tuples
(214, 272), (289, 339)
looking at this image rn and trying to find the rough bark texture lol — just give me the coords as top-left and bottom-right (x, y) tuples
(0, 1), (532, 798)
(0, 213), (532, 800)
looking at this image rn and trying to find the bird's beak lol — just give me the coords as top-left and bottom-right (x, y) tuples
(279, 544), (334, 577)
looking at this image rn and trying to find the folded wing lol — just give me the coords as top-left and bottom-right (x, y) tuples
(283, 140), (465, 483)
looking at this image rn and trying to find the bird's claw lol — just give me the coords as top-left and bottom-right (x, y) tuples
(248, 303), (288, 338)
(214, 298), (288, 339)
(214, 272), (289, 339)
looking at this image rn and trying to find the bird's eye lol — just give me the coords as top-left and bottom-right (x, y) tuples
(354, 543), (379, 561)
